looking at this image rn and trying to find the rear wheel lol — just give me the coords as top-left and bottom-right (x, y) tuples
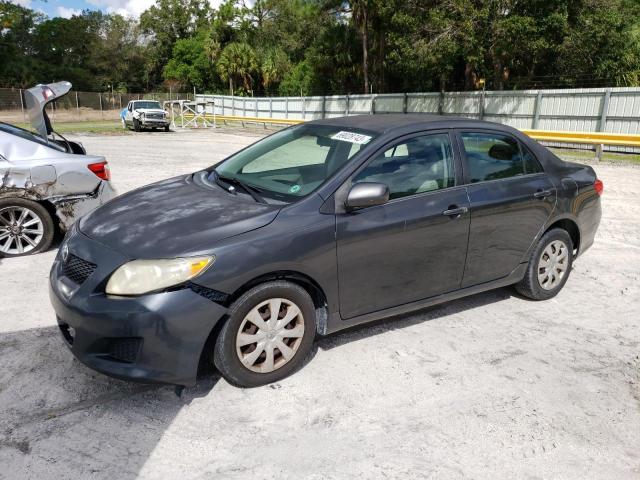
(213, 281), (316, 387)
(0, 199), (55, 257)
(515, 228), (573, 300)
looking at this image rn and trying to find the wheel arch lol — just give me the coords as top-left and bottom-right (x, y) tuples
(543, 217), (581, 256)
(227, 270), (329, 318)
(196, 270), (330, 376)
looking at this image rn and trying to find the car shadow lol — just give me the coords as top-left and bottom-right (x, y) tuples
(0, 325), (218, 477)
(0, 286), (513, 476)
(313, 286), (515, 355)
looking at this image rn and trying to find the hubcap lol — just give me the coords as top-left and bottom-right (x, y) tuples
(236, 298), (305, 374)
(0, 206), (44, 255)
(537, 240), (569, 290)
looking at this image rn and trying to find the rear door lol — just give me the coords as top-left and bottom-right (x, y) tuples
(335, 131), (471, 319)
(456, 129), (556, 287)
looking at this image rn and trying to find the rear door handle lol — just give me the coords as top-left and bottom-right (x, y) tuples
(533, 189), (554, 198)
(442, 206), (468, 217)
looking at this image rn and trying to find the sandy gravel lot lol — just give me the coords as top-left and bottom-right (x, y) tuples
(1, 128), (639, 479)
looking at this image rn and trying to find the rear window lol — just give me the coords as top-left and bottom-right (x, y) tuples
(0, 123), (64, 152)
(461, 132), (542, 183)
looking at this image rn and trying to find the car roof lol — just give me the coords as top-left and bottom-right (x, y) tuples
(310, 114), (516, 135)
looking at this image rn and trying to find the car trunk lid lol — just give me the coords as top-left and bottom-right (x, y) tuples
(24, 81), (72, 141)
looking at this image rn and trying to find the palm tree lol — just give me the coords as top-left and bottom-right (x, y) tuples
(217, 42), (258, 96)
(261, 49), (291, 93)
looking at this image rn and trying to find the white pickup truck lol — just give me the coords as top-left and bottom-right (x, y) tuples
(121, 100), (170, 132)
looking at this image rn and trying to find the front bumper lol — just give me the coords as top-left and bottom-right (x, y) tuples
(140, 118), (170, 127)
(49, 230), (228, 386)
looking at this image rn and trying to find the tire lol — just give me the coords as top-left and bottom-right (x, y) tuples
(0, 198), (55, 258)
(133, 119), (141, 132)
(214, 281), (316, 387)
(164, 125), (170, 132)
(515, 228), (573, 300)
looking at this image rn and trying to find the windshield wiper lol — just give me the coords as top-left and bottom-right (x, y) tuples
(214, 171), (266, 204)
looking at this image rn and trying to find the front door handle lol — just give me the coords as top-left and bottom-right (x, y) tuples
(442, 206), (468, 217)
(533, 189), (554, 199)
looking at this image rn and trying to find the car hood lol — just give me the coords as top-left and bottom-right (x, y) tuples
(24, 81), (72, 140)
(134, 108), (165, 115)
(79, 174), (281, 259)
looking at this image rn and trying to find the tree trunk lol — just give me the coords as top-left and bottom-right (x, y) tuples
(464, 62), (476, 90)
(362, 6), (369, 94)
(229, 78), (234, 97)
(377, 30), (385, 92)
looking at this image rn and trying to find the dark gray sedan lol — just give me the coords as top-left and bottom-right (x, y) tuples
(50, 115), (602, 388)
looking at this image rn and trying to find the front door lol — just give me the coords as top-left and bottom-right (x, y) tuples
(336, 131), (470, 319)
(457, 130), (557, 287)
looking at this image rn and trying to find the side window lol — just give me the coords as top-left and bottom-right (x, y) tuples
(521, 144), (543, 174)
(354, 133), (455, 200)
(461, 132), (542, 183)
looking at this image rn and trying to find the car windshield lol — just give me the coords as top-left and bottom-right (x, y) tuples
(213, 124), (376, 201)
(134, 101), (162, 109)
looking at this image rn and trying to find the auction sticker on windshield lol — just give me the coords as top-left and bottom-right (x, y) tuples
(331, 131), (372, 144)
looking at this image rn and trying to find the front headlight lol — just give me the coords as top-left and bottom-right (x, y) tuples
(106, 256), (214, 296)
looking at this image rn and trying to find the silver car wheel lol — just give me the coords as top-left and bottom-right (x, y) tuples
(236, 298), (305, 374)
(0, 206), (45, 255)
(537, 240), (569, 290)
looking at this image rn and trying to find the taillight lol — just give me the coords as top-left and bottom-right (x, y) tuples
(88, 161), (110, 181)
(594, 178), (603, 196)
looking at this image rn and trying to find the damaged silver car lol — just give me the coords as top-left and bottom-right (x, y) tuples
(0, 81), (116, 257)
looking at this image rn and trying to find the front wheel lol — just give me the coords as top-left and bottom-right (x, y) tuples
(213, 281), (316, 387)
(515, 228), (573, 300)
(164, 125), (170, 132)
(133, 118), (141, 132)
(0, 199), (55, 257)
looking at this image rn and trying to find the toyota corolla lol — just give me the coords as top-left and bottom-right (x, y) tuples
(49, 115), (602, 388)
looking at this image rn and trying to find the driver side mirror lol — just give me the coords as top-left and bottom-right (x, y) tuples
(345, 182), (390, 210)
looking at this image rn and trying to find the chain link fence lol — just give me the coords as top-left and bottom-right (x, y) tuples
(0, 88), (193, 124)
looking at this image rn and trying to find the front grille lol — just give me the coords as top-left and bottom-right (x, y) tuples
(108, 338), (142, 363)
(62, 254), (96, 285)
(146, 113), (164, 120)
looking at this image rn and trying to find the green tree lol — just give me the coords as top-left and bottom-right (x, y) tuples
(260, 48), (291, 94)
(140, 0), (211, 87)
(217, 42), (259, 95)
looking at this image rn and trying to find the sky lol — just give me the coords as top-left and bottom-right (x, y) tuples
(9, 0), (228, 19)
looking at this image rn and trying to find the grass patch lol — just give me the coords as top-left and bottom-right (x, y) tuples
(14, 121), (126, 134)
(550, 147), (640, 165)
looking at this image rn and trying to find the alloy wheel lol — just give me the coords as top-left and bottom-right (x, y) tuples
(235, 298), (305, 373)
(537, 239), (569, 290)
(0, 206), (45, 255)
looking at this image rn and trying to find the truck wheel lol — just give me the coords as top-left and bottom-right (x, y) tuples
(0, 199), (55, 257)
(133, 119), (141, 132)
(164, 125), (170, 132)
